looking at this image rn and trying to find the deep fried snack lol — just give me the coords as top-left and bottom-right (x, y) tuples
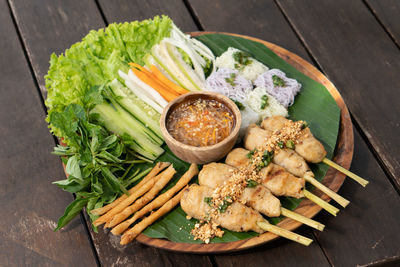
(120, 186), (187, 245)
(106, 165), (177, 228)
(111, 163), (198, 235)
(91, 162), (170, 216)
(93, 165), (174, 226)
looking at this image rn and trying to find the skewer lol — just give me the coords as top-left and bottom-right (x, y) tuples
(260, 116), (369, 187)
(281, 207), (325, 231)
(257, 221), (313, 246)
(303, 189), (339, 216)
(181, 185), (313, 246)
(199, 163), (325, 231)
(303, 172), (350, 208)
(225, 148), (340, 217)
(322, 158), (369, 187)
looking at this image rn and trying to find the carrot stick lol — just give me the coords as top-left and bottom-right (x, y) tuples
(129, 63), (156, 79)
(129, 62), (182, 99)
(149, 65), (189, 95)
(131, 67), (178, 102)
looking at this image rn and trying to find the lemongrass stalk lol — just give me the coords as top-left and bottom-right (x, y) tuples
(303, 173), (350, 208)
(303, 189), (339, 216)
(322, 158), (369, 187)
(257, 221), (313, 246)
(281, 207), (325, 231)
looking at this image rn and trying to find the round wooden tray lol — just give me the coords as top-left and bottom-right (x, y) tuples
(135, 32), (354, 253)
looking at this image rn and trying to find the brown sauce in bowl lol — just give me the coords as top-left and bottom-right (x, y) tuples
(166, 98), (235, 147)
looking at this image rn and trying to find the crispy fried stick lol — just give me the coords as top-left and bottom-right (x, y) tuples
(120, 186), (187, 245)
(93, 165), (174, 226)
(111, 164), (198, 235)
(91, 162), (170, 216)
(106, 165), (178, 228)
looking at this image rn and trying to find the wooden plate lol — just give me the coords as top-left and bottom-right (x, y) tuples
(134, 32), (354, 253)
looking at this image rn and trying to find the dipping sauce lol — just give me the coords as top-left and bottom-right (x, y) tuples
(167, 98), (235, 147)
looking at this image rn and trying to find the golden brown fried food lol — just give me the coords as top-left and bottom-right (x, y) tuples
(261, 116), (327, 163)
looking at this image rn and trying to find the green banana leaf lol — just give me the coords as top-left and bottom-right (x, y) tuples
(142, 33), (340, 243)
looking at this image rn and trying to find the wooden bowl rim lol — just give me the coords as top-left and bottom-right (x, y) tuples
(160, 91), (242, 152)
(134, 32), (354, 254)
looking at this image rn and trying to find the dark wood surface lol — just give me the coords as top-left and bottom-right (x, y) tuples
(0, 0), (96, 265)
(2, 0), (400, 266)
(276, 0), (400, 190)
(366, 0), (400, 48)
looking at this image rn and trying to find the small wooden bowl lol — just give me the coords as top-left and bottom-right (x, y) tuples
(160, 91), (241, 164)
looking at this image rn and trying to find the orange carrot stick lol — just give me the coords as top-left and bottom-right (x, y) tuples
(129, 63), (155, 78)
(149, 65), (189, 95)
(130, 67), (179, 102)
(129, 62), (180, 100)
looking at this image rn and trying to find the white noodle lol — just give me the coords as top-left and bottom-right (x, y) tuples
(254, 69), (301, 108)
(205, 68), (252, 102)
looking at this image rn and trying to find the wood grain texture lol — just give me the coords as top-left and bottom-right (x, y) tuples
(366, 0), (400, 48)
(8, 0), (211, 265)
(84, 212), (212, 267)
(0, 0), (97, 265)
(187, 0), (312, 62)
(311, 129), (400, 267)
(97, 0), (197, 32)
(133, 32), (353, 253)
(276, 0), (400, 189)
(8, 0), (105, 96)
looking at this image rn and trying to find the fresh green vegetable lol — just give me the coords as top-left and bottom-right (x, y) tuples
(277, 141), (284, 148)
(233, 50), (253, 70)
(147, 24), (215, 92)
(225, 72), (237, 86)
(260, 94), (269, 109)
(204, 197), (213, 206)
(286, 140), (295, 149)
(218, 197), (233, 213)
(230, 98), (245, 110)
(256, 150), (274, 171)
(50, 101), (151, 231)
(45, 16), (172, 144)
(107, 79), (162, 138)
(177, 47), (193, 68)
(246, 180), (259, 188)
(272, 74), (286, 87)
(166, 43), (203, 91)
(246, 149), (256, 159)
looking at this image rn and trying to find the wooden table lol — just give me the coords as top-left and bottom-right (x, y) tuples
(1, 0), (399, 266)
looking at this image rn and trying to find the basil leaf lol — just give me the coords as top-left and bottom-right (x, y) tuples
(53, 178), (90, 193)
(55, 197), (89, 231)
(65, 155), (82, 179)
(99, 135), (118, 150)
(91, 175), (103, 195)
(90, 132), (99, 153)
(101, 167), (128, 195)
(97, 151), (123, 163)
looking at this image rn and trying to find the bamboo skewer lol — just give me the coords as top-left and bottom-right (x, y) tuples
(304, 173), (350, 208)
(281, 207), (325, 231)
(322, 158), (369, 187)
(257, 221), (313, 246)
(303, 189), (339, 216)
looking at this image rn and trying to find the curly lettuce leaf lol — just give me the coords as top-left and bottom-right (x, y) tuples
(45, 16), (172, 138)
